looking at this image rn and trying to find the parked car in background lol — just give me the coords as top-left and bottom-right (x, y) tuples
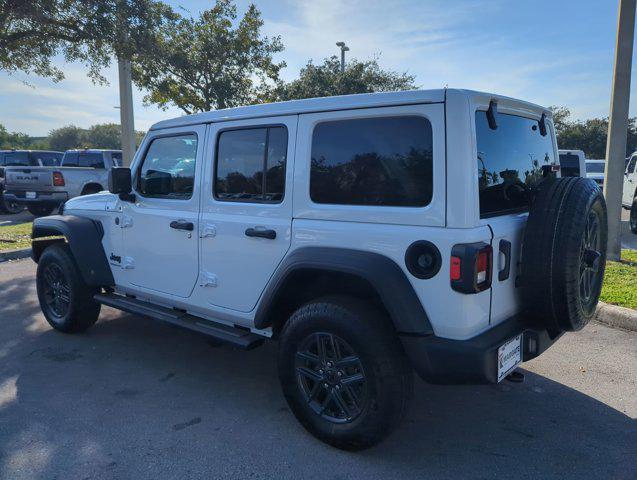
(558, 149), (586, 177)
(0, 150), (63, 214)
(585, 159), (606, 188)
(3, 149), (122, 217)
(624, 152), (637, 233)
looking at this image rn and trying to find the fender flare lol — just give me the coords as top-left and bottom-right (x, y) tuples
(31, 215), (115, 287)
(254, 247), (433, 335)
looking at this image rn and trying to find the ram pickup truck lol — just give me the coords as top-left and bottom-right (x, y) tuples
(0, 150), (63, 214)
(3, 149), (121, 216)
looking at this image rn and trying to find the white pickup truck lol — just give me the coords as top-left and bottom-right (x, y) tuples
(3, 149), (122, 216)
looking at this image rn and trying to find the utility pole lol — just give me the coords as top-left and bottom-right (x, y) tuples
(336, 41), (350, 73)
(118, 58), (136, 167)
(604, 0), (636, 261)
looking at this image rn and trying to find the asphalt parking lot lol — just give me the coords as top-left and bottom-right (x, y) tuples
(0, 259), (635, 480)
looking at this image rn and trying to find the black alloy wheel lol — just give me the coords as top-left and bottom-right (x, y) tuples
(41, 262), (71, 320)
(295, 332), (367, 424)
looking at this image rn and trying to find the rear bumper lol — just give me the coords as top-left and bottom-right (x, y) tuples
(400, 315), (563, 385)
(3, 190), (68, 205)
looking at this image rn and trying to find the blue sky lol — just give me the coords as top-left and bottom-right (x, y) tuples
(0, 0), (630, 136)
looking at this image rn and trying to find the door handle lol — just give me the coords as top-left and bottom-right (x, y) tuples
(245, 227), (276, 240)
(498, 239), (511, 281)
(170, 220), (194, 231)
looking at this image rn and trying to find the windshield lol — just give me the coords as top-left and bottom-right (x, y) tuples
(476, 111), (556, 218)
(586, 162), (606, 174)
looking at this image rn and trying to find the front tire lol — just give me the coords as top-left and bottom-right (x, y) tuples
(36, 244), (101, 333)
(277, 296), (413, 450)
(630, 198), (637, 234)
(28, 204), (55, 217)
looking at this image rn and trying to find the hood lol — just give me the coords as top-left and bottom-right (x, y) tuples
(64, 192), (118, 212)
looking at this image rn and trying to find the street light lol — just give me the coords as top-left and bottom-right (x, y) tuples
(336, 41), (350, 73)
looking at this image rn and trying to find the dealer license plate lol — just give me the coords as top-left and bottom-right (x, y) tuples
(26, 191), (36, 199)
(497, 334), (522, 382)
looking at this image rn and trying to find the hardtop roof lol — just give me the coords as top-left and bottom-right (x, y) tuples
(149, 88), (549, 131)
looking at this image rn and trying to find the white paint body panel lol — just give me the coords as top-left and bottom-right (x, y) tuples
(62, 89), (557, 341)
(623, 153), (637, 206)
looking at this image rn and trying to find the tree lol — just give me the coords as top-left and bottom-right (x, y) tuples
(550, 106), (637, 159)
(276, 56), (417, 101)
(48, 125), (87, 151)
(0, 0), (175, 83)
(0, 124), (32, 149)
(132, 0), (285, 114)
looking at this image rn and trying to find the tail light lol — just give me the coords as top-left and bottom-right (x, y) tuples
(450, 242), (492, 293)
(53, 171), (65, 187)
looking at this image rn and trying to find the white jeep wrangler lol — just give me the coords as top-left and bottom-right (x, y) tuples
(31, 89), (607, 450)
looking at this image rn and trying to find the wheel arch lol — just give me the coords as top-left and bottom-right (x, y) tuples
(254, 247), (433, 336)
(32, 215), (114, 287)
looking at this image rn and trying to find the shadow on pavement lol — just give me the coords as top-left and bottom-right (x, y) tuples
(0, 265), (634, 480)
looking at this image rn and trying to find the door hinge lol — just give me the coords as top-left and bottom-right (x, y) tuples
(200, 223), (217, 238)
(199, 272), (218, 288)
(121, 256), (135, 269)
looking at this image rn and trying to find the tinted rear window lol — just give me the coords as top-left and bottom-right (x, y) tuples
(559, 153), (581, 177)
(310, 116), (433, 207)
(30, 152), (62, 166)
(476, 111), (555, 218)
(62, 152), (79, 166)
(585, 162), (606, 173)
(3, 152), (29, 166)
(79, 153), (104, 168)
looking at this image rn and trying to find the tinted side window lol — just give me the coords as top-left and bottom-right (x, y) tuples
(62, 152), (79, 166)
(79, 153), (105, 168)
(627, 156), (637, 174)
(138, 134), (198, 199)
(476, 112), (555, 218)
(215, 126), (287, 203)
(310, 116), (433, 207)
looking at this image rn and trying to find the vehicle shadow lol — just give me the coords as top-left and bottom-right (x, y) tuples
(0, 273), (635, 479)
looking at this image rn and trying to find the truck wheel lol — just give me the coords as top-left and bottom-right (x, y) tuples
(27, 205), (55, 217)
(277, 296), (413, 451)
(521, 177), (607, 332)
(36, 244), (101, 333)
(0, 195), (23, 214)
(630, 198), (637, 234)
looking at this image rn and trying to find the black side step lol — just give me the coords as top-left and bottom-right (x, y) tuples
(94, 293), (265, 350)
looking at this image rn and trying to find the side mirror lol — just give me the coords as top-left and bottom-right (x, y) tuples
(108, 167), (132, 194)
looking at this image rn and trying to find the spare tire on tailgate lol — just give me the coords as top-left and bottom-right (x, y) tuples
(521, 177), (607, 332)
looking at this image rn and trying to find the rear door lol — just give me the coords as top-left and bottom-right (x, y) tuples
(475, 108), (558, 325)
(197, 116), (296, 312)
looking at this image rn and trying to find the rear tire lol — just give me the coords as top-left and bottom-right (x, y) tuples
(630, 197), (637, 234)
(0, 194), (23, 214)
(36, 244), (101, 333)
(521, 177), (607, 332)
(277, 296), (413, 451)
(27, 204), (55, 217)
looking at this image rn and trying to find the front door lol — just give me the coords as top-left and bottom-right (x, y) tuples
(121, 125), (206, 298)
(197, 116), (296, 312)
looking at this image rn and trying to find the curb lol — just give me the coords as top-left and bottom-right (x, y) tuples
(594, 301), (637, 333)
(0, 248), (31, 263)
